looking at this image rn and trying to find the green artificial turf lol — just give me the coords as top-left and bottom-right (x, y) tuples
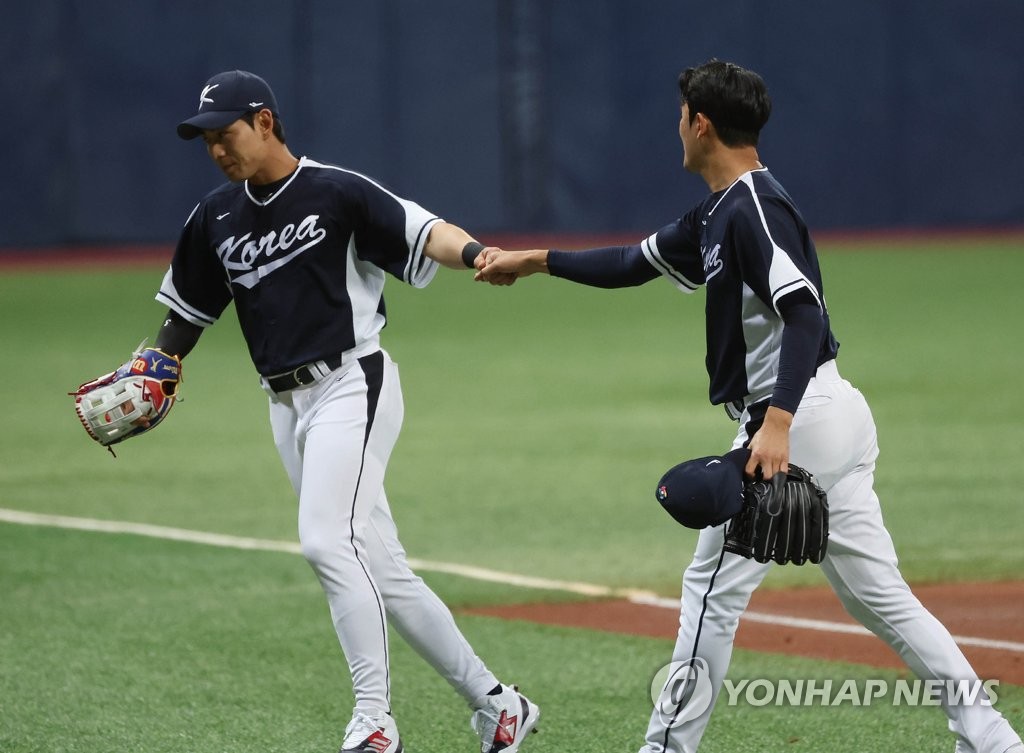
(1, 240), (1022, 751)
(3, 242), (1022, 591)
(3, 522), (1021, 753)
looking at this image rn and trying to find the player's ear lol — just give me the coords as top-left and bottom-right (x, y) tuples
(695, 112), (712, 138)
(255, 109), (275, 138)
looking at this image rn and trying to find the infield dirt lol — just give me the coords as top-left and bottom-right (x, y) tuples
(466, 581), (1024, 685)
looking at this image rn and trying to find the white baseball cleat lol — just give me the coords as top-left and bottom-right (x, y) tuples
(470, 684), (540, 753)
(339, 709), (403, 753)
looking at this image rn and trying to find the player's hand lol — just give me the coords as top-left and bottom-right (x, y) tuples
(474, 248), (547, 285)
(473, 248), (517, 285)
(744, 406), (793, 479)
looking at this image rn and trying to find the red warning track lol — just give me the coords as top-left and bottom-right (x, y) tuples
(466, 581), (1024, 685)
(0, 245), (173, 271)
(2, 228), (1022, 272)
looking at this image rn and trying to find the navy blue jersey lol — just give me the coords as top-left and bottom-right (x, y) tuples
(641, 168), (839, 407)
(156, 157), (441, 375)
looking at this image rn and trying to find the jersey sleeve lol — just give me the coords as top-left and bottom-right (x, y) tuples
(547, 244), (659, 288)
(730, 193), (823, 315)
(349, 175), (441, 288)
(638, 209), (704, 292)
(155, 202), (232, 327)
(772, 294), (825, 414)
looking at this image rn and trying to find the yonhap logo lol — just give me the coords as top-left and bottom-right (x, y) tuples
(650, 657), (714, 728)
(719, 677), (1000, 707)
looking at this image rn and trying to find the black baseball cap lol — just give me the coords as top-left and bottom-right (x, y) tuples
(177, 70), (279, 140)
(655, 448), (750, 529)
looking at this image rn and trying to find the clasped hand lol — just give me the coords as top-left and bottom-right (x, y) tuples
(473, 248), (546, 285)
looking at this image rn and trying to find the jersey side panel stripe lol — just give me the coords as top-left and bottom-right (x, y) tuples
(347, 235), (385, 352)
(740, 281), (782, 405)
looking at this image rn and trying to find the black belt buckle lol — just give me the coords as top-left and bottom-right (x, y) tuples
(266, 365), (311, 392)
(291, 365), (315, 387)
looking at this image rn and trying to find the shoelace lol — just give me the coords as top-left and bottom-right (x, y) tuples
(469, 703), (499, 736)
(343, 711), (382, 747)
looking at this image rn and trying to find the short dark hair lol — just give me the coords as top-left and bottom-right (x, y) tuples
(678, 60), (771, 147)
(241, 111), (287, 144)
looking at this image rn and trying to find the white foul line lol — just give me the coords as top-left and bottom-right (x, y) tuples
(2, 507), (1022, 655)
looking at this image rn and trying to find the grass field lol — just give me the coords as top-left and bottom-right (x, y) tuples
(2, 238), (1023, 751)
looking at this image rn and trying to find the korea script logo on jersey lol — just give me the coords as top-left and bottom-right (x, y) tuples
(701, 243), (724, 282)
(215, 214), (327, 289)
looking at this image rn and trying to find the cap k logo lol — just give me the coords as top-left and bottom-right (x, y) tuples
(199, 83), (219, 109)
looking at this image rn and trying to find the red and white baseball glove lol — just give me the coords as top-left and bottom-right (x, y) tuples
(71, 343), (182, 453)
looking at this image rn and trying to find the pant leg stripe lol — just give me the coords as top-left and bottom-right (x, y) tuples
(660, 542), (728, 749)
(347, 351), (391, 709)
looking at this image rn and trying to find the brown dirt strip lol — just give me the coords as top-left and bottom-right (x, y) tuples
(0, 245), (173, 271)
(2, 228), (1022, 272)
(465, 581), (1024, 685)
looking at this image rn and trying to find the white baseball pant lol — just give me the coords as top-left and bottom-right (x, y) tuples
(644, 360), (1022, 753)
(267, 348), (499, 714)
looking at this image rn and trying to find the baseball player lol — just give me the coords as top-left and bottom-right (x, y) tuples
(475, 60), (1023, 753)
(148, 70), (538, 753)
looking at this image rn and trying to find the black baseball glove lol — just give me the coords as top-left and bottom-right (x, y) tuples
(723, 464), (829, 565)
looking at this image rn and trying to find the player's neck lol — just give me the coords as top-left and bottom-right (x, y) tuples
(701, 147), (763, 192)
(249, 146), (300, 186)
